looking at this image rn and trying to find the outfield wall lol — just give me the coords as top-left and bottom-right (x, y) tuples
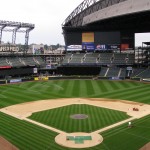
(0, 76), (149, 86)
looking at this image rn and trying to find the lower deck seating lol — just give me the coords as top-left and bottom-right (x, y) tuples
(136, 68), (150, 78)
(99, 67), (108, 76)
(120, 68), (126, 77)
(106, 67), (120, 77)
(131, 68), (145, 77)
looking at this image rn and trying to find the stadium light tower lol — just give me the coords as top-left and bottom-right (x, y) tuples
(0, 20), (35, 52)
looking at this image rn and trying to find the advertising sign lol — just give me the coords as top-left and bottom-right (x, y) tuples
(34, 77), (39, 81)
(121, 44), (129, 51)
(67, 45), (82, 51)
(109, 77), (122, 80)
(33, 68), (38, 74)
(95, 44), (120, 50)
(127, 67), (133, 71)
(0, 66), (12, 69)
(107, 44), (120, 50)
(82, 32), (94, 43)
(34, 77), (48, 81)
(82, 42), (95, 50)
(95, 44), (107, 50)
(10, 79), (22, 83)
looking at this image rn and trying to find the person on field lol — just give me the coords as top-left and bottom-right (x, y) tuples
(128, 121), (132, 128)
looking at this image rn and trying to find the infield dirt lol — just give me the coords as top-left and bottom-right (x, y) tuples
(1, 98), (150, 119)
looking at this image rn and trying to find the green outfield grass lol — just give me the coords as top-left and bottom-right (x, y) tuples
(0, 80), (150, 150)
(29, 104), (130, 133)
(0, 80), (150, 108)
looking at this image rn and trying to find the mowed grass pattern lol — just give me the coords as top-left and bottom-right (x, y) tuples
(0, 112), (150, 150)
(0, 112), (60, 150)
(0, 80), (150, 150)
(0, 80), (150, 108)
(98, 115), (150, 150)
(29, 104), (130, 133)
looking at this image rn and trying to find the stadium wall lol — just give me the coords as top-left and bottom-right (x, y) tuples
(57, 66), (101, 75)
(0, 68), (35, 78)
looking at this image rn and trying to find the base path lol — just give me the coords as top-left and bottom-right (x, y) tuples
(24, 118), (65, 134)
(1, 98), (150, 119)
(140, 142), (150, 150)
(0, 136), (19, 150)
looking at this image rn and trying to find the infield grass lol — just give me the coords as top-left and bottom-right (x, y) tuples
(28, 104), (130, 133)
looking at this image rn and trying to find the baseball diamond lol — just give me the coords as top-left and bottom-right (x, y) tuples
(0, 80), (150, 150)
(0, 0), (150, 149)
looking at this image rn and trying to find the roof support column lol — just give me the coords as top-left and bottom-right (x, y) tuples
(0, 25), (6, 44)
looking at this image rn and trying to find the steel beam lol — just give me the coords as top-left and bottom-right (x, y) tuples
(62, 0), (127, 27)
(0, 25), (6, 44)
(24, 27), (34, 53)
(12, 25), (21, 44)
(0, 20), (34, 52)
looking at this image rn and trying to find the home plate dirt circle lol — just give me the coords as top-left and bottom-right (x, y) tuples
(55, 132), (103, 148)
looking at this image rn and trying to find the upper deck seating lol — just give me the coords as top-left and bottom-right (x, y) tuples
(113, 53), (127, 65)
(69, 53), (85, 64)
(62, 54), (72, 64)
(21, 57), (37, 66)
(8, 57), (24, 67)
(98, 53), (113, 64)
(0, 58), (9, 66)
(83, 53), (99, 64)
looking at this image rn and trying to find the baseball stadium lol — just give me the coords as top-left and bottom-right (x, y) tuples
(0, 0), (150, 150)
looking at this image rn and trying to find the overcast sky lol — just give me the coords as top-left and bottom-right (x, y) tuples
(0, 0), (149, 46)
(0, 0), (82, 45)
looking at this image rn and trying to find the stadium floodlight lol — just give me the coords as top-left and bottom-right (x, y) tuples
(0, 20), (35, 52)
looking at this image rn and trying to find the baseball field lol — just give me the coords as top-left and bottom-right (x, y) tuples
(0, 79), (150, 150)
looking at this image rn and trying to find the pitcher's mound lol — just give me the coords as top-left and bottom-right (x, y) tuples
(55, 132), (103, 148)
(70, 114), (88, 119)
